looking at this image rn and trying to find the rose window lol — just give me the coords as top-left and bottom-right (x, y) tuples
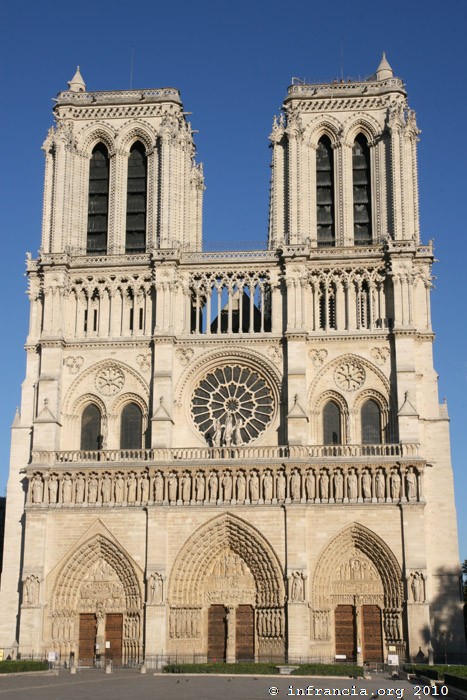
(191, 365), (274, 445)
(334, 361), (366, 391)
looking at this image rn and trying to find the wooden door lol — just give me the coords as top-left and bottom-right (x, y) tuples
(335, 605), (356, 660)
(362, 605), (383, 661)
(208, 605), (227, 662)
(236, 605), (254, 661)
(79, 613), (97, 663)
(105, 613), (123, 664)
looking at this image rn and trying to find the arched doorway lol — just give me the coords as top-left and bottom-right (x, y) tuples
(50, 534), (143, 665)
(168, 513), (285, 662)
(311, 524), (404, 663)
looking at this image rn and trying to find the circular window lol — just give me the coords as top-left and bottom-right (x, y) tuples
(191, 365), (274, 445)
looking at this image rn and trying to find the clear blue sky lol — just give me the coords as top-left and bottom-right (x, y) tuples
(1, 0), (466, 558)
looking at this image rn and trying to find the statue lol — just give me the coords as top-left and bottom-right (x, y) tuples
(149, 573), (164, 604)
(263, 470), (273, 501)
(362, 471), (372, 499)
(290, 571), (304, 602)
(348, 470), (358, 501)
(236, 471), (246, 501)
(168, 472), (178, 502)
(212, 417), (222, 448)
(375, 470), (385, 499)
(182, 472), (191, 502)
(406, 468), (417, 500)
(88, 476), (98, 503)
(75, 474), (85, 503)
(115, 473), (125, 503)
(305, 470), (315, 500)
(291, 469), (301, 500)
(196, 471), (205, 502)
(334, 470), (344, 500)
(62, 475), (73, 504)
(209, 472), (218, 501)
(222, 471), (232, 501)
(224, 413), (234, 446)
(154, 471), (164, 502)
(320, 471), (329, 500)
(411, 572), (423, 602)
(391, 471), (401, 499)
(101, 474), (111, 503)
(234, 418), (243, 446)
(48, 475), (58, 504)
(127, 473), (137, 503)
(32, 474), (43, 503)
(276, 471), (286, 501)
(249, 471), (259, 501)
(140, 472), (149, 503)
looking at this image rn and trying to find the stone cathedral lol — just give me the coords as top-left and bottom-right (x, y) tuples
(0, 57), (465, 666)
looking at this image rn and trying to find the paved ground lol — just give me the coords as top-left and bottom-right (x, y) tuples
(0, 670), (422, 700)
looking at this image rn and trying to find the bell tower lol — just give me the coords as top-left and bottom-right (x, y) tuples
(41, 67), (204, 256)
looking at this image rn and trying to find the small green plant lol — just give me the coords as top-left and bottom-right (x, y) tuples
(0, 660), (49, 674)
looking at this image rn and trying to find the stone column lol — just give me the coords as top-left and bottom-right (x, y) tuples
(226, 605), (237, 663)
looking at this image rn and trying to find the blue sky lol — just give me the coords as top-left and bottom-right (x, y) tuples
(1, 0), (466, 558)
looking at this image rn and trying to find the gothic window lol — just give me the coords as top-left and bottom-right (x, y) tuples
(361, 399), (382, 444)
(120, 403), (143, 449)
(80, 404), (102, 451)
(353, 135), (372, 246)
(316, 136), (335, 247)
(358, 280), (371, 329)
(87, 144), (109, 254)
(318, 282), (337, 330)
(323, 400), (341, 445)
(126, 142), (147, 253)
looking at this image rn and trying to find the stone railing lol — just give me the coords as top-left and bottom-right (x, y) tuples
(30, 443), (419, 466)
(26, 460), (424, 508)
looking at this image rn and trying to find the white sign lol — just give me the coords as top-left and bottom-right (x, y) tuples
(335, 654), (346, 660)
(47, 651), (57, 662)
(105, 641), (110, 649)
(388, 654), (399, 666)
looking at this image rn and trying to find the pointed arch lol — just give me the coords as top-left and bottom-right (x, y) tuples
(168, 512), (285, 607)
(312, 522), (403, 610)
(51, 533), (143, 613)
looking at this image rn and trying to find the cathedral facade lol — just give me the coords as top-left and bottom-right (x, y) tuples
(0, 58), (465, 666)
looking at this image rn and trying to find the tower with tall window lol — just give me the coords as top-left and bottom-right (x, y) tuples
(1, 59), (464, 667)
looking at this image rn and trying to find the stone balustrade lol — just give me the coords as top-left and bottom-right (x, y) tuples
(30, 442), (419, 466)
(27, 460), (424, 508)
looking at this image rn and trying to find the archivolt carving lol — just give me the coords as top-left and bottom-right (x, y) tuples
(308, 353), (390, 409)
(116, 123), (157, 153)
(50, 534), (142, 614)
(78, 123), (117, 156)
(312, 523), (403, 610)
(306, 116), (342, 147)
(63, 360), (149, 415)
(342, 113), (381, 143)
(174, 348), (282, 411)
(168, 513), (285, 608)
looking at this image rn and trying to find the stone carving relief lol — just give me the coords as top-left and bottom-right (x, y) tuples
(64, 356), (84, 374)
(136, 354), (151, 372)
(384, 609), (402, 642)
(256, 608), (284, 638)
(311, 610), (331, 641)
(78, 558), (125, 613)
(330, 549), (382, 601)
(371, 347), (389, 365)
(148, 572), (165, 604)
(409, 572), (426, 603)
(267, 345), (282, 365)
(23, 575), (40, 605)
(334, 361), (366, 391)
(203, 549), (255, 605)
(176, 348), (194, 367)
(95, 364), (125, 396)
(29, 465), (420, 507)
(309, 348), (328, 367)
(169, 607), (201, 639)
(289, 571), (306, 602)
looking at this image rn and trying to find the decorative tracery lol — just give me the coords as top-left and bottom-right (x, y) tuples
(191, 365), (274, 445)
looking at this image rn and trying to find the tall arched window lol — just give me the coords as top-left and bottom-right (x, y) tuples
(316, 136), (335, 247)
(80, 404), (102, 450)
(126, 142), (147, 253)
(323, 401), (341, 445)
(361, 399), (382, 444)
(353, 134), (372, 246)
(87, 144), (109, 254)
(120, 402), (143, 449)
